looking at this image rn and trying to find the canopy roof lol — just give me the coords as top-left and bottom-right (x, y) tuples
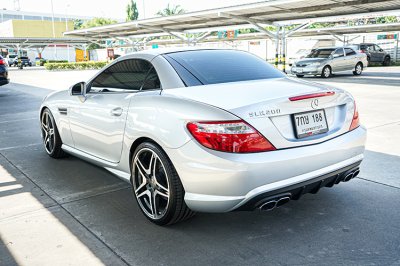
(64, 0), (400, 39)
(0, 37), (93, 49)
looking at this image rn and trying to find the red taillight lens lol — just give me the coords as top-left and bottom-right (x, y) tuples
(186, 120), (276, 153)
(0, 59), (5, 65)
(349, 101), (360, 131)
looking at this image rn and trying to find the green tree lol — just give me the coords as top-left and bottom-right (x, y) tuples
(376, 16), (398, 24)
(126, 0), (139, 21)
(157, 4), (185, 16)
(73, 19), (83, 30)
(78, 18), (117, 50)
(81, 17), (118, 29)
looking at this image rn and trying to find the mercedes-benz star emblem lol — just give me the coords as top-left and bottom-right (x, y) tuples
(311, 99), (319, 109)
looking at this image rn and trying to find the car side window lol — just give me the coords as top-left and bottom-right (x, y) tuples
(333, 48), (344, 57)
(141, 67), (161, 91)
(89, 59), (152, 93)
(367, 44), (375, 51)
(345, 48), (356, 56)
(375, 45), (382, 51)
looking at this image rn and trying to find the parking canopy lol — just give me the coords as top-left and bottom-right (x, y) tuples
(0, 37), (92, 49)
(64, 0), (400, 39)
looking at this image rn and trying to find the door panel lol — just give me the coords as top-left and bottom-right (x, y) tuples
(331, 48), (345, 72)
(374, 45), (385, 62)
(69, 93), (133, 162)
(344, 48), (357, 70)
(67, 58), (158, 163)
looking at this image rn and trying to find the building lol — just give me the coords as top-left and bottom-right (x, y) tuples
(0, 9), (91, 24)
(0, 9), (92, 61)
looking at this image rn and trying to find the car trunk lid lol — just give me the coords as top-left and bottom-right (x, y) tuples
(162, 78), (355, 149)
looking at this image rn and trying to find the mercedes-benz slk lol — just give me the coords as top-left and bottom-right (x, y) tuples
(40, 48), (366, 225)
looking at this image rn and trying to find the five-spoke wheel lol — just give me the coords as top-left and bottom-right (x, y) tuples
(133, 148), (170, 219)
(40, 108), (66, 158)
(131, 142), (194, 225)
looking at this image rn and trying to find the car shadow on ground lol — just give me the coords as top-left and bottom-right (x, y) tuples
(2, 143), (399, 265)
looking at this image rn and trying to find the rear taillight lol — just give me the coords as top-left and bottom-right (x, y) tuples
(0, 59), (5, 65)
(289, 91), (335, 101)
(186, 120), (276, 153)
(349, 101), (360, 131)
(358, 50), (365, 53)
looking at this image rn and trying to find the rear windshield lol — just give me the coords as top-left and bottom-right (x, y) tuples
(9, 55), (17, 58)
(164, 50), (284, 86)
(21, 57), (28, 59)
(306, 49), (335, 58)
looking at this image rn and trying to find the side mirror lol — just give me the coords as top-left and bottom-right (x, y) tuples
(70, 82), (86, 96)
(379, 49), (384, 52)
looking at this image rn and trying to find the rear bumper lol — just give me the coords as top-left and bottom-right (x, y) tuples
(166, 126), (366, 213)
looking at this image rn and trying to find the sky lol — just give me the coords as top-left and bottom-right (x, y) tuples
(1, 0), (257, 20)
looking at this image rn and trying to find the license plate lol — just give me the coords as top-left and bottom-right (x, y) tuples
(293, 110), (328, 139)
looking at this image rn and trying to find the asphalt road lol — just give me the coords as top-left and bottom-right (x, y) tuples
(0, 68), (399, 265)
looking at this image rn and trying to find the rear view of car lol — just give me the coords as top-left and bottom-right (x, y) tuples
(40, 48), (366, 225)
(0, 56), (10, 86)
(20, 57), (33, 67)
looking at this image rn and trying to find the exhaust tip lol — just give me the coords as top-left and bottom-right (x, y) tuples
(352, 169), (360, 178)
(259, 200), (277, 211)
(276, 196), (291, 207)
(343, 172), (353, 182)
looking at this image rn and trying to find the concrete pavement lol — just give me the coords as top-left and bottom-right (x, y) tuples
(0, 68), (399, 265)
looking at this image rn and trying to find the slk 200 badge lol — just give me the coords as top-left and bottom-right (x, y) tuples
(249, 108), (281, 118)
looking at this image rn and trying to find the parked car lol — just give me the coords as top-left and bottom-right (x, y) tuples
(291, 46), (368, 78)
(13, 56), (33, 67)
(40, 48), (366, 225)
(351, 43), (391, 66)
(0, 56), (10, 86)
(6, 54), (18, 66)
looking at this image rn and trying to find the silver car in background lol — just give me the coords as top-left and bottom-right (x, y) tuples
(291, 47), (368, 78)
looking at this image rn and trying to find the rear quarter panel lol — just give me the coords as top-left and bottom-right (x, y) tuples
(119, 92), (240, 172)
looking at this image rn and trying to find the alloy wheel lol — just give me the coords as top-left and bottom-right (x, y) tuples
(133, 148), (170, 220)
(323, 67), (331, 78)
(41, 111), (55, 154)
(356, 64), (362, 74)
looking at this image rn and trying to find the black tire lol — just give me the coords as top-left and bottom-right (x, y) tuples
(321, 66), (331, 78)
(131, 142), (195, 225)
(40, 108), (67, 158)
(296, 74), (304, 78)
(382, 56), (391, 66)
(353, 63), (363, 76)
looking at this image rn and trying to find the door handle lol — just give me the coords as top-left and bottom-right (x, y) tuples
(110, 107), (123, 116)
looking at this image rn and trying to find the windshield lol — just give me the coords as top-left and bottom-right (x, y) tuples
(9, 55), (17, 58)
(164, 50), (285, 86)
(306, 49), (335, 58)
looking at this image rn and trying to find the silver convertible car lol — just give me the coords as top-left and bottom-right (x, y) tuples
(40, 48), (366, 225)
(291, 46), (368, 78)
